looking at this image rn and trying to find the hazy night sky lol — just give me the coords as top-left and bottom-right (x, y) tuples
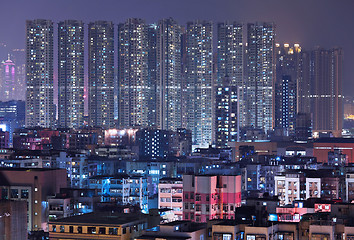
(0, 0), (353, 95)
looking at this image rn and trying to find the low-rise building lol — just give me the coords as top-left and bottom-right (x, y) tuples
(183, 174), (242, 223)
(137, 220), (206, 240)
(275, 170), (340, 206)
(346, 173), (354, 202)
(13, 128), (60, 150)
(49, 212), (147, 240)
(158, 178), (183, 222)
(0, 168), (67, 231)
(314, 138), (354, 164)
(48, 188), (99, 220)
(0, 200), (27, 240)
(88, 174), (148, 213)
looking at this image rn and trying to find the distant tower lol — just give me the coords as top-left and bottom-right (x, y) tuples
(274, 75), (297, 136)
(156, 18), (182, 131)
(215, 22), (243, 144)
(10, 49), (26, 101)
(310, 48), (343, 137)
(186, 21), (213, 147)
(88, 21), (115, 128)
(58, 20), (85, 129)
(2, 54), (16, 101)
(274, 44), (302, 136)
(117, 18), (149, 128)
(245, 22), (275, 132)
(297, 50), (311, 115)
(25, 19), (54, 128)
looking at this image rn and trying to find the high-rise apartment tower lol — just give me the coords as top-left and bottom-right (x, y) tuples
(25, 19), (54, 128)
(58, 20), (85, 128)
(88, 21), (115, 128)
(245, 22), (275, 132)
(186, 21), (213, 148)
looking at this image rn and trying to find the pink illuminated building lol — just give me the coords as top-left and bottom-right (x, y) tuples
(158, 178), (183, 222)
(276, 205), (314, 222)
(2, 55), (15, 101)
(183, 174), (241, 223)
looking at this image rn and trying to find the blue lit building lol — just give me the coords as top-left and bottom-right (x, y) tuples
(88, 174), (148, 213)
(0, 100), (25, 145)
(126, 159), (178, 197)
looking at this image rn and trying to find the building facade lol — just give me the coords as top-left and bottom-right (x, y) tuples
(215, 79), (239, 147)
(58, 20), (85, 129)
(245, 22), (275, 132)
(186, 21), (213, 148)
(310, 48), (343, 137)
(49, 212), (147, 240)
(136, 128), (179, 159)
(0, 168), (67, 231)
(118, 18), (149, 128)
(156, 18), (182, 131)
(216, 22), (243, 86)
(25, 19), (54, 128)
(158, 178), (183, 222)
(183, 174), (242, 223)
(88, 174), (148, 213)
(88, 21), (115, 128)
(274, 44), (302, 136)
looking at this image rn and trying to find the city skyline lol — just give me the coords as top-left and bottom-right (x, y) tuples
(0, 0), (348, 148)
(0, 1), (354, 235)
(20, 17), (343, 148)
(0, 0), (353, 95)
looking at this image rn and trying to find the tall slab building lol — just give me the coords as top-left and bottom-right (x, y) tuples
(156, 18), (182, 131)
(245, 22), (275, 132)
(274, 44), (302, 136)
(215, 22), (243, 146)
(310, 48), (343, 137)
(297, 50), (311, 115)
(147, 24), (158, 127)
(216, 22), (243, 86)
(58, 20), (85, 129)
(186, 21), (213, 147)
(25, 19), (54, 128)
(88, 21), (115, 128)
(118, 18), (149, 128)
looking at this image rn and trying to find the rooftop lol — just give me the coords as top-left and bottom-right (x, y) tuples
(314, 138), (354, 143)
(89, 173), (144, 180)
(160, 221), (206, 232)
(138, 235), (190, 240)
(50, 212), (146, 225)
